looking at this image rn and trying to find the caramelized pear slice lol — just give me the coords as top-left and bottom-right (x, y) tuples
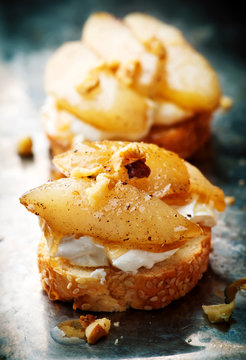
(82, 12), (164, 97)
(185, 162), (225, 211)
(45, 42), (152, 137)
(53, 141), (190, 198)
(20, 178), (202, 250)
(125, 13), (221, 111)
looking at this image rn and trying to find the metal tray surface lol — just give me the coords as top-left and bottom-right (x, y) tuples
(0, 1), (246, 359)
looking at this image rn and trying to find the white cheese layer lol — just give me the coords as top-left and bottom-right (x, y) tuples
(112, 248), (178, 274)
(172, 196), (216, 227)
(55, 236), (109, 267)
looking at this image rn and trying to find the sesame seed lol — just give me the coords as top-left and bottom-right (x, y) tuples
(78, 283), (87, 289)
(67, 282), (72, 290)
(170, 278), (176, 285)
(145, 281), (153, 289)
(72, 288), (79, 295)
(138, 290), (146, 299)
(81, 303), (91, 310)
(169, 288), (175, 296)
(124, 279), (134, 287)
(150, 296), (158, 302)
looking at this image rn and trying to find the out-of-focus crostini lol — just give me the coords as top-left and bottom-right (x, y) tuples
(43, 12), (224, 158)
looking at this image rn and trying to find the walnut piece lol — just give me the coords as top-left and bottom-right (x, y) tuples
(202, 301), (235, 323)
(125, 159), (151, 179)
(80, 314), (97, 328)
(85, 318), (111, 344)
(17, 136), (33, 157)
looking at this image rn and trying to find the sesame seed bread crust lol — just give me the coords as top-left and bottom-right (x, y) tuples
(46, 112), (211, 159)
(38, 227), (211, 312)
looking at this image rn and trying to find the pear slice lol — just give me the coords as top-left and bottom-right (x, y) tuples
(125, 13), (221, 111)
(45, 41), (153, 138)
(185, 162), (225, 211)
(53, 141), (190, 198)
(82, 12), (164, 97)
(20, 178), (202, 251)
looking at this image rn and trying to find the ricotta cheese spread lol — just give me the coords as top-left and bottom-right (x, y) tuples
(172, 196), (216, 227)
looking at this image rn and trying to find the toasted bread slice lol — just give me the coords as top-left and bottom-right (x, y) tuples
(38, 228), (211, 312)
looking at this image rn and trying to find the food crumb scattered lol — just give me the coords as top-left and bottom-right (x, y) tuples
(225, 196), (235, 206)
(17, 136), (33, 157)
(85, 318), (111, 345)
(220, 96), (233, 111)
(238, 179), (245, 186)
(202, 301), (235, 323)
(114, 338), (119, 345)
(113, 321), (120, 327)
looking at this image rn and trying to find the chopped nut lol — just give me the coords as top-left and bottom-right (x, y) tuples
(220, 96), (233, 111)
(202, 301), (235, 323)
(143, 36), (166, 59)
(85, 174), (110, 206)
(225, 196), (235, 206)
(125, 159), (151, 179)
(85, 318), (111, 344)
(80, 314), (97, 328)
(107, 60), (120, 72)
(17, 136), (33, 157)
(77, 75), (100, 95)
(238, 179), (245, 186)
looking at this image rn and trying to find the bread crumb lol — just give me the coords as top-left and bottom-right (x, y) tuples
(113, 321), (120, 327)
(225, 196), (235, 206)
(220, 96), (233, 111)
(17, 136), (33, 157)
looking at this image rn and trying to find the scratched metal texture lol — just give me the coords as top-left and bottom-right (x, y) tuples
(0, 0), (246, 359)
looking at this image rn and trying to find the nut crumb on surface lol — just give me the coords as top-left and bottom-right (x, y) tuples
(238, 179), (245, 186)
(113, 321), (120, 327)
(114, 338), (119, 345)
(220, 96), (233, 111)
(80, 314), (97, 328)
(225, 196), (235, 206)
(85, 318), (111, 345)
(17, 136), (33, 157)
(202, 301), (235, 323)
